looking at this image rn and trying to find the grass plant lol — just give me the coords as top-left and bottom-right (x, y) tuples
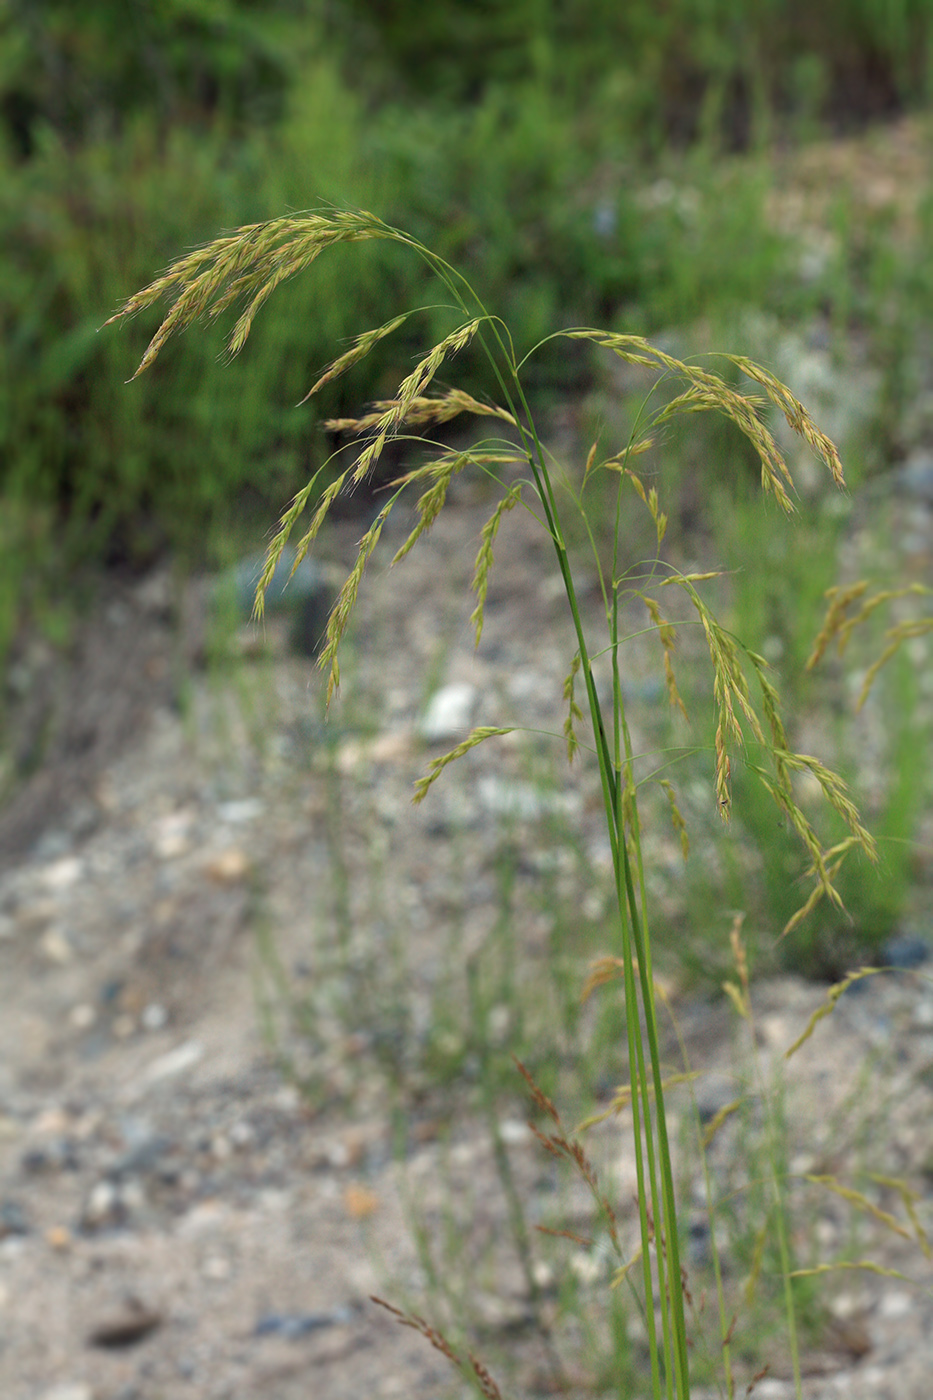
(111, 209), (883, 1396)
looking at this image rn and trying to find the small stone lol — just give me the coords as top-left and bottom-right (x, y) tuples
(419, 683), (478, 742)
(343, 1183), (379, 1219)
(70, 1004), (97, 1030)
(151, 811), (194, 860)
(40, 928), (73, 964)
(142, 1040), (203, 1086)
(111, 1015), (136, 1040)
(569, 1250), (604, 1286)
(46, 1224), (73, 1251)
(879, 1289), (912, 1319)
(21, 1137), (79, 1174)
(83, 1180), (120, 1227)
(272, 1084), (300, 1114)
(41, 857), (84, 892)
(229, 1120), (255, 1149)
(210, 1133), (232, 1161)
(177, 1201), (229, 1238)
(30, 1107), (69, 1134)
(254, 1309), (353, 1340)
(216, 798), (264, 824)
(119, 1179), (147, 1213)
(88, 1299), (162, 1348)
(39, 1386), (93, 1400)
(141, 1003), (168, 1032)
(201, 1254), (232, 1281)
(205, 847), (251, 883)
(912, 999), (933, 1031)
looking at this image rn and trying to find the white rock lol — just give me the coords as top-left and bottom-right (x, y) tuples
(419, 683), (478, 742)
(40, 928), (73, 964)
(151, 810), (194, 859)
(201, 1253), (232, 1281)
(85, 1180), (118, 1224)
(142, 1002), (169, 1031)
(142, 1039), (203, 1085)
(879, 1290), (913, 1319)
(217, 797), (264, 824)
(40, 1386), (93, 1400)
(41, 857), (84, 892)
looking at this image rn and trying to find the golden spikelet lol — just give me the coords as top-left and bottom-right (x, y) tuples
(659, 779), (689, 858)
(391, 453), (469, 565)
(470, 483), (523, 646)
(300, 313), (408, 403)
(412, 727), (514, 804)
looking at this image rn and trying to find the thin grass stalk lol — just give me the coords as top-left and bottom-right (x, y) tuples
(515, 387), (688, 1397)
(761, 1076), (804, 1399)
(608, 564), (669, 1395)
(609, 479), (690, 1398)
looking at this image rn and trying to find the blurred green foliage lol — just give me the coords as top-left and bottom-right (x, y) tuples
(2, 0), (933, 646)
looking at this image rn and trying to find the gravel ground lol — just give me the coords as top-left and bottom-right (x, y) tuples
(0, 466), (931, 1400)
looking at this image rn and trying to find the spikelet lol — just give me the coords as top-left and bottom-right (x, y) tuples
(391, 453), (469, 565)
(641, 596), (687, 719)
(105, 208), (394, 377)
(563, 652), (585, 763)
(327, 389), (516, 433)
(470, 483), (523, 646)
(659, 779), (689, 859)
(412, 727), (514, 805)
(300, 313), (408, 403)
(319, 502), (393, 702)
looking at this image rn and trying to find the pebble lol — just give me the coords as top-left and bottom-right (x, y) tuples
(40, 1386), (94, 1400)
(201, 1253), (232, 1281)
(70, 1004), (97, 1030)
(204, 847), (251, 883)
(141, 1002), (168, 1032)
(83, 1180), (121, 1228)
(40, 857), (84, 892)
(141, 1040), (203, 1086)
(216, 798), (264, 825)
(254, 1308), (354, 1340)
(87, 1299), (162, 1348)
(46, 1224), (73, 1251)
(150, 811), (194, 860)
(40, 928), (73, 964)
(419, 683), (478, 741)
